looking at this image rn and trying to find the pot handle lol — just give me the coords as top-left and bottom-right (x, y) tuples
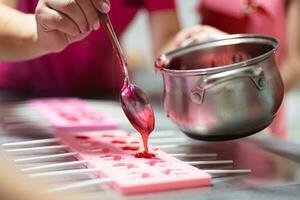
(190, 65), (266, 104)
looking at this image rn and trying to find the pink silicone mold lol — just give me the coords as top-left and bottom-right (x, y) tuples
(30, 98), (118, 131)
(56, 130), (211, 195)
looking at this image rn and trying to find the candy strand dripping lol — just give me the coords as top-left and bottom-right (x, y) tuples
(100, 14), (155, 158)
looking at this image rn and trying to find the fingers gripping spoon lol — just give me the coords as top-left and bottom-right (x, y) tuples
(99, 14), (155, 157)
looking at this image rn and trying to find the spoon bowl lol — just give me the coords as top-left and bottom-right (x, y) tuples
(120, 82), (155, 152)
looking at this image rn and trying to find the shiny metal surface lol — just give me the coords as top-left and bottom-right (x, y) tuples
(1, 101), (300, 200)
(157, 35), (284, 140)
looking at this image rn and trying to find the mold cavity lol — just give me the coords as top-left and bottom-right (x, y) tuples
(101, 134), (114, 138)
(141, 173), (152, 178)
(112, 155), (122, 161)
(126, 163), (136, 169)
(111, 140), (127, 144)
(87, 147), (109, 153)
(147, 160), (165, 166)
(81, 142), (92, 147)
(162, 169), (173, 175)
(100, 154), (113, 158)
(162, 169), (182, 175)
(121, 146), (140, 151)
(113, 163), (126, 167)
(129, 141), (139, 144)
(75, 135), (90, 140)
(113, 163), (136, 169)
(101, 148), (110, 153)
(86, 148), (103, 153)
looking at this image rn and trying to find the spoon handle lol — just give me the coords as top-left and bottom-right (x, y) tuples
(99, 13), (129, 80)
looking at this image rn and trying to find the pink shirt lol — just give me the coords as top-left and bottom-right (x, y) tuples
(0, 0), (175, 97)
(199, 0), (288, 138)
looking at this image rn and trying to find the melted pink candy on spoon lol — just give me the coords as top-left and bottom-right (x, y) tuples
(100, 14), (155, 157)
(120, 81), (155, 153)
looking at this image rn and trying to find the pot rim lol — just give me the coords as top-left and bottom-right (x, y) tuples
(157, 34), (279, 76)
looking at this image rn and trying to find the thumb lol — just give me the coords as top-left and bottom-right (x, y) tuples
(91, 0), (111, 13)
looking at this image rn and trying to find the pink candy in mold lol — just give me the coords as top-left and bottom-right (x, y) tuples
(122, 146), (140, 151)
(75, 135), (90, 140)
(111, 140), (127, 144)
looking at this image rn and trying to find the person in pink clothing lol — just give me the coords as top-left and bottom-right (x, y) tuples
(198, 0), (300, 138)
(168, 0), (300, 138)
(0, 0), (180, 97)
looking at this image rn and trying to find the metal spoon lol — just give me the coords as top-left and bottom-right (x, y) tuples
(99, 14), (155, 151)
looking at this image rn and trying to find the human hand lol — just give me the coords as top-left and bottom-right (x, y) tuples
(162, 25), (227, 53)
(35, 0), (110, 53)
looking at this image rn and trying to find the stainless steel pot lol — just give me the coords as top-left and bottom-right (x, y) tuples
(156, 35), (284, 141)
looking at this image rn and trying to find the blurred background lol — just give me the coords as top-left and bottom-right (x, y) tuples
(121, 0), (300, 144)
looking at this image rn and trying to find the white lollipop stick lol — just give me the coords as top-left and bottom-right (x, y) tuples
(21, 160), (89, 172)
(2, 138), (58, 147)
(14, 152), (78, 163)
(46, 174), (141, 193)
(6, 145), (67, 153)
